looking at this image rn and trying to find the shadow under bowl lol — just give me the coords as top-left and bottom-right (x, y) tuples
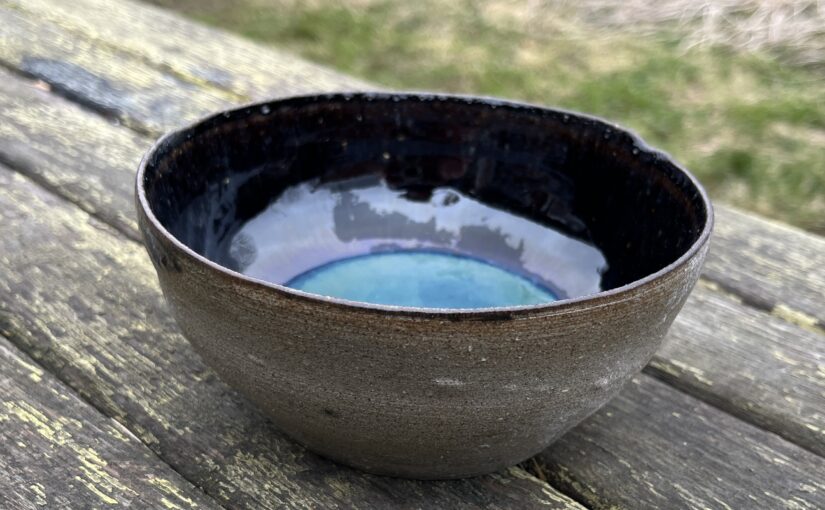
(136, 92), (712, 479)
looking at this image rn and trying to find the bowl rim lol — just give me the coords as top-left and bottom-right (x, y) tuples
(136, 91), (714, 319)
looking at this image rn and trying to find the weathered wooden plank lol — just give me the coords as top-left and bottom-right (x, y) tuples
(653, 280), (825, 457)
(3, 0), (372, 99)
(2, 67), (823, 462)
(0, 4), (235, 134)
(0, 336), (220, 509)
(0, 67), (147, 239)
(539, 375), (825, 509)
(706, 205), (825, 329)
(0, 167), (582, 509)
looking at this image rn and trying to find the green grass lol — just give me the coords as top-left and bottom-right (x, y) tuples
(148, 0), (825, 233)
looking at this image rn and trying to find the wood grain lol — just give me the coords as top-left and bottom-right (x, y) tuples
(0, 4), (234, 135)
(0, 165), (582, 509)
(538, 375), (825, 509)
(0, 67), (147, 239)
(0, 336), (219, 509)
(3, 0), (373, 99)
(653, 281), (825, 457)
(706, 205), (825, 329)
(1, 68), (821, 461)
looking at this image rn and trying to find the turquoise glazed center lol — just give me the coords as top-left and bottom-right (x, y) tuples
(287, 250), (557, 309)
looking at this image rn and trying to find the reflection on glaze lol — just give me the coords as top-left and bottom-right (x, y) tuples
(287, 250), (558, 308)
(222, 175), (607, 303)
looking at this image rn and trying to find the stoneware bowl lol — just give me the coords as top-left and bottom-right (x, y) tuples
(136, 93), (713, 479)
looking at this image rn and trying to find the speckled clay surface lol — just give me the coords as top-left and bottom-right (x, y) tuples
(136, 93), (713, 479)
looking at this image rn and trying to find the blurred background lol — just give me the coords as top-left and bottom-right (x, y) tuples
(145, 0), (825, 234)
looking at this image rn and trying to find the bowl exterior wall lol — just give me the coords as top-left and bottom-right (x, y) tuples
(138, 208), (708, 479)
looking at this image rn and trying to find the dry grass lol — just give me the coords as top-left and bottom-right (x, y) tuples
(533, 0), (825, 66)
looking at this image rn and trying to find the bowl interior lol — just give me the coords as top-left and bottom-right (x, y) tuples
(140, 94), (709, 298)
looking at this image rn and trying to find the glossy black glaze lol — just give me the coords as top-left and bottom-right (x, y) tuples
(142, 93), (708, 293)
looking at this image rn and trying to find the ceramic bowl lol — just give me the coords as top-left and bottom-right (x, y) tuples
(136, 93), (713, 479)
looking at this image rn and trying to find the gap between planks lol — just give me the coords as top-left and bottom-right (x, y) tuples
(0, 0), (251, 103)
(0, 333), (225, 509)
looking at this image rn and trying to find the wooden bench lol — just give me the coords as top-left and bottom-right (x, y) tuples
(0, 0), (823, 507)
